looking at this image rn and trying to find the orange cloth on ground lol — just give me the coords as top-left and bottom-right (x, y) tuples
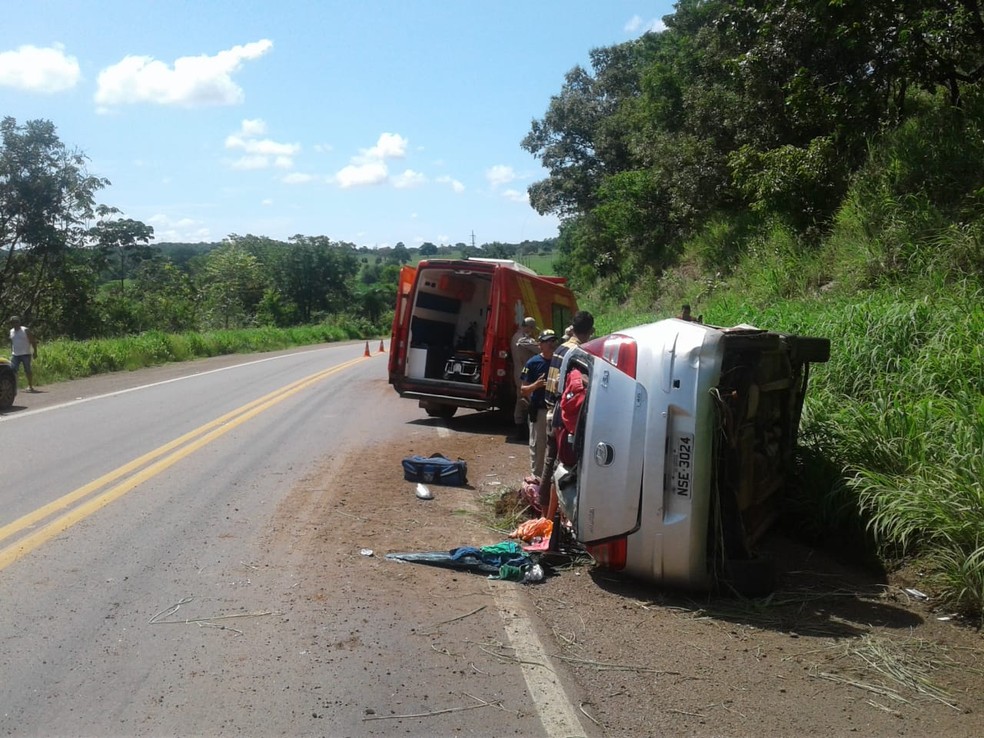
(508, 517), (553, 542)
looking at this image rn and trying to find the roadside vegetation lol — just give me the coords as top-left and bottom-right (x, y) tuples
(4, 2), (983, 620)
(30, 320), (371, 385)
(519, 2), (984, 622)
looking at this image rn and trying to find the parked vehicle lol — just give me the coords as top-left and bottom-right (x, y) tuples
(388, 258), (577, 419)
(552, 318), (830, 594)
(0, 357), (17, 410)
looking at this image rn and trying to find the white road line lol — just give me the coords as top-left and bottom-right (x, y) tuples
(2, 351), (327, 421)
(491, 583), (588, 738)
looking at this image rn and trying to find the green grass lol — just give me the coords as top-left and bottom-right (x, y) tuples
(515, 253), (559, 275)
(28, 317), (380, 386)
(585, 258), (984, 620)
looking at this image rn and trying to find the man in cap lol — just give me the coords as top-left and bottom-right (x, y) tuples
(510, 316), (539, 441)
(8, 315), (39, 392)
(519, 330), (558, 484)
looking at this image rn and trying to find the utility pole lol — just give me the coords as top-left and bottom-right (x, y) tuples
(470, 231), (476, 250)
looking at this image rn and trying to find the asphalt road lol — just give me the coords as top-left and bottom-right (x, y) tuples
(0, 344), (588, 737)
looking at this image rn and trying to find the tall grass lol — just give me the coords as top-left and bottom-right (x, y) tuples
(572, 89), (984, 619)
(700, 284), (983, 620)
(29, 317), (379, 386)
(596, 263), (983, 618)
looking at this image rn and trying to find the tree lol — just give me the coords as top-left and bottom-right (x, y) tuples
(130, 258), (198, 332)
(418, 242), (438, 257)
(522, 34), (664, 218)
(88, 206), (155, 295)
(0, 117), (108, 328)
(200, 243), (267, 328)
(388, 242), (411, 264)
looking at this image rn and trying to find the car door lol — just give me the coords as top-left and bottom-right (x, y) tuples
(561, 348), (647, 543)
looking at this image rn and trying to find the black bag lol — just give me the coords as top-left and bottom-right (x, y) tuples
(402, 453), (468, 486)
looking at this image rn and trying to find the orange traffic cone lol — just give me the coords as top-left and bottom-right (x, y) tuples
(378, 339), (386, 353)
(364, 341), (371, 357)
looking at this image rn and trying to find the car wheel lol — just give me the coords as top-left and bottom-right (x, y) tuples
(0, 372), (16, 410)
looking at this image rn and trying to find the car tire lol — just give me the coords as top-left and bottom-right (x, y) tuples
(0, 371), (16, 410)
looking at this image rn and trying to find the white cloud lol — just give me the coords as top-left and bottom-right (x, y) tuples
(360, 132), (407, 161)
(332, 132), (411, 188)
(335, 161), (388, 188)
(486, 164), (516, 188)
(225, 118), (300, 170)
(231, 155), (271, 170)
(0, 44), (80, 93)
(239, 118), (267, 137)
(625, 15), (666, 34)
(502, 188), (529, 204)
(261, 198), (274, 206)
(146, 213), (211, 242)
(393, 169), (426, 189)
(94, 39), (273, 108)
(281, 172), (315, 184)
(437, 175), (465, 193)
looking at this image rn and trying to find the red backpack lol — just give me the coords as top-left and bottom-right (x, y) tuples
(557, 369), (585, 465)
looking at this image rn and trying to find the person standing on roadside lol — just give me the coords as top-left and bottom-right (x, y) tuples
(510, 316), (539, 441)
(520, 330), (557, 480)
(537, 310), (594, 512)
(8, 316), (39, 392)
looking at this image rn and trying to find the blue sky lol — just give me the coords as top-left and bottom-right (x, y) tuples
(1, 1), (673, 248)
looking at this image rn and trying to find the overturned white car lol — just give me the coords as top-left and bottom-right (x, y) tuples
(553, 318), (830, 594)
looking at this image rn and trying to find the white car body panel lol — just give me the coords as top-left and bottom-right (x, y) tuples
(555, 318), (829, 591)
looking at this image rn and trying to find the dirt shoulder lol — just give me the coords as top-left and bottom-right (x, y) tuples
(305, 415), (983, 737)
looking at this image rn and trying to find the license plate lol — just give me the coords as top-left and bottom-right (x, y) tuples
(670, 433), (694, 497)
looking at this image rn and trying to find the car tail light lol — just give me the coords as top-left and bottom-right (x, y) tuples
(581, 334), (637, 379)
(586, 537), (627, 570)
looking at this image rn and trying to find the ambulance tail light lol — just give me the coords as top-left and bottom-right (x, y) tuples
(581, 334), (638, 379)
(586, 537), (627, 570)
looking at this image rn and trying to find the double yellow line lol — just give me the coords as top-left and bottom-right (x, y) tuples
(0, 354), (369, 571)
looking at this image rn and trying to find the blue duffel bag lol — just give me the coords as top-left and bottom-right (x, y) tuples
(402, 453), (468, 486)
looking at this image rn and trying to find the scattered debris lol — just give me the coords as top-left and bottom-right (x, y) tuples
(418, 605), (488, 635)
(360, 548), (374, 557)
(148, 596), (275, 635)
(386, 541), (542, 582)
(415, 483), (434, 500)
(362, 692), (510, 722)
(509, 516), (552, 543)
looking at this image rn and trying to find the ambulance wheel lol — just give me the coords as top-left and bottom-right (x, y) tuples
(424, 403), (457, 419)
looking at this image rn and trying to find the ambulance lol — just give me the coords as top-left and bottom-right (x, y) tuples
(388, 258), (577, 419)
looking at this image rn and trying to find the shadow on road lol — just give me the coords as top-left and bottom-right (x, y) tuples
(586, 534), (920, 638)
(406, 409), (514, 437)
